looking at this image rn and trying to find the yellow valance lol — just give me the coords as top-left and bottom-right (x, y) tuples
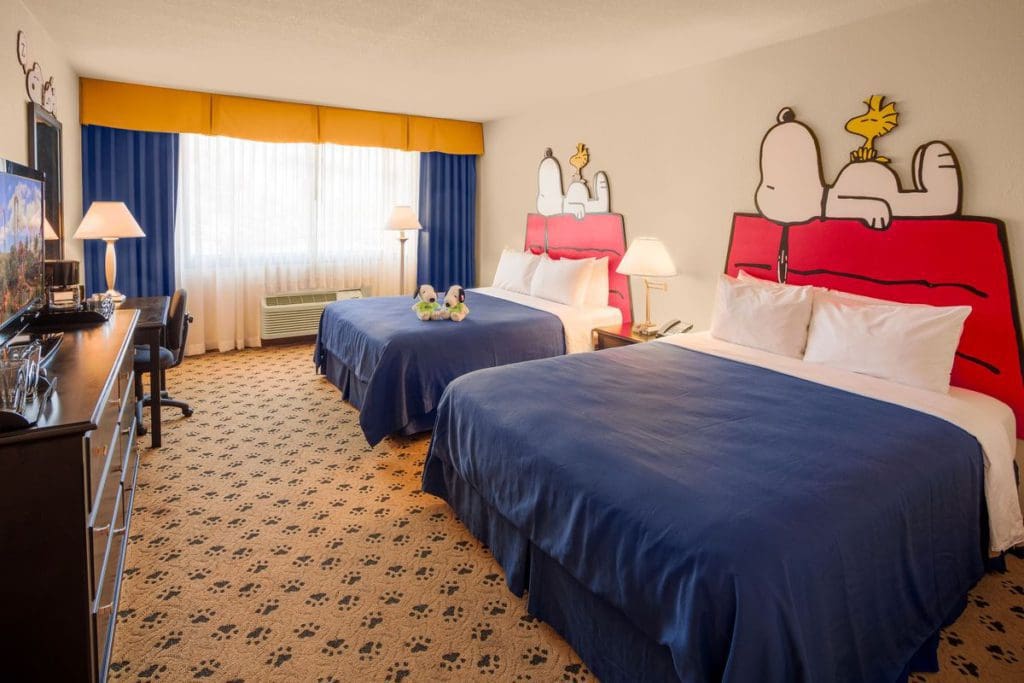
(408, 116), (484, 156)
(319, 107), (408, 150)
(79, 78), (484, 155)
(211, 95), (319, 143)
(80, 79), (213, 135)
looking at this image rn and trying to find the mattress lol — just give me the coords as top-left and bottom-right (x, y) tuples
(423, 337), (1005, 681)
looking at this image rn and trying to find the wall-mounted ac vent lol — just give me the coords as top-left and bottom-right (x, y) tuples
(260, 289), (362, 340)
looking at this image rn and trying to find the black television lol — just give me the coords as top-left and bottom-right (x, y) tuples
(0, 158), (45, 347)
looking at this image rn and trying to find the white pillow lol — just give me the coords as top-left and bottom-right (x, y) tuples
(584, 257), (609, 307)
(803, 298), (970, 393)
(738, 270), (925, 310)
(813, 287), (903, 307)
(735, 269), (778, 286)
(530, 255), (593, 307)
(709, 274), (814, 358)
(492, 249), (541, 294)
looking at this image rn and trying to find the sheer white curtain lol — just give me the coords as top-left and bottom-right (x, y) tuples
(175, 134), (419, 354)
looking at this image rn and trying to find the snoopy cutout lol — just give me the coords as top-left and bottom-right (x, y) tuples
(536, 147), (610, 220)
(755, 104), (962, 229)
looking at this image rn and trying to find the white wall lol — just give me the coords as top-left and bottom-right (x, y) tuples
(479, 0), (1024, 329)
(0, 0), (80, 264)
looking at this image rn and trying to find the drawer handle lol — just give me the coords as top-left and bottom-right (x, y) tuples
(97, 601), (114, 614)
(94, 523), (110, 534)
(112, 525), (126, 536)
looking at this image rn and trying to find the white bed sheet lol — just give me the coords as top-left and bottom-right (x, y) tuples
(472, 286), (622, 354)
(658, 331), (1024, 553)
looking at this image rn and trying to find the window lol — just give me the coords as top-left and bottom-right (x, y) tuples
(175, 134), (419, 352)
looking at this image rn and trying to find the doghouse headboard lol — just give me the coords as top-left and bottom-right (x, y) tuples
(725, 213), (1024, 436)
(525, 212), (633, 324)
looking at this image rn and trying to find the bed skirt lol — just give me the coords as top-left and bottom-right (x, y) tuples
(318, 350), (435, 437)
(422, 449), (976, 683)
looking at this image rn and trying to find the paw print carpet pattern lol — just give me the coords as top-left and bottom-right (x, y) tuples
(113, 344), (1024, 681)
(113, 344), (592, 682)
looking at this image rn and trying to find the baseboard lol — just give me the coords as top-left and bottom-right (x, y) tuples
(261, 335), (317, 346)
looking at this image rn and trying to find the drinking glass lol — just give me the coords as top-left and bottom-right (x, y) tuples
(9, 342), (42, 403)
(0, 357), (28, 415)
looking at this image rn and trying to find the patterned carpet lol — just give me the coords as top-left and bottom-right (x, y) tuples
(112, 343), (1024, 681)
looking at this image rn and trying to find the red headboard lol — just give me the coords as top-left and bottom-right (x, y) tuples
(525, 212), (633, 324)
(725, 213), (1024, 437)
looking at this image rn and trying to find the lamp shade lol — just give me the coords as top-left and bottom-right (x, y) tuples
(73, 201), (145, 239)
(616, 237), (677, 277)
(385, 205), (422, 231)
(43, 217), (59, 241)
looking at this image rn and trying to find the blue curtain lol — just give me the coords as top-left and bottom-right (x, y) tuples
(82, 125), (179, 297)
(416, 152), (477, 289)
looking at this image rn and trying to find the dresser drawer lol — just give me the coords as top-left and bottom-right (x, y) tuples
(93, 485), (128, 682)
(86, 398), (122, 508)
(117, 347), (133, 401)
(90, 469), (123, 597)
(115, 373), (136, 479)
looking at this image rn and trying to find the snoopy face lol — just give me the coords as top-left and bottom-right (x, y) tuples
(755, 108), (827, 226)
(415, 284), (437, 303)
(537, 155), (565, 216)
(444, 285), (465, 308)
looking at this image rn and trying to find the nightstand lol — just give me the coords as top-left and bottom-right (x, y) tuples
(592, 322), (692, 350)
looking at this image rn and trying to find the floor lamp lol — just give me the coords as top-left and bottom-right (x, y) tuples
(386, 206), (422, 294)
(73, 201), (146, 303)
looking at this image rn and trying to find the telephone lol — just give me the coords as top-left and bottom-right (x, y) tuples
(656, 319), (693, 337)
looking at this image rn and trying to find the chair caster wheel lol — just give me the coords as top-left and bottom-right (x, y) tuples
(137, 426), (148, 436)
(183, 408), (194, 418)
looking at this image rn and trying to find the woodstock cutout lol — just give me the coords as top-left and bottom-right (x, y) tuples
(755, 98), (961, 229)
(536, 144), (610, 219)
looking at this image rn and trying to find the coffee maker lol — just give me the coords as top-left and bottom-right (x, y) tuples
(44, 260), (84, 311)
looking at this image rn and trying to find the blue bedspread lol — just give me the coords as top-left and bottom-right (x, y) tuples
(423, 342), (986, 682)
(315, 291), (565, 445)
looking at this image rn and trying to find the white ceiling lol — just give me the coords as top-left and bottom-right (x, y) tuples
(27, 0), (924, 122)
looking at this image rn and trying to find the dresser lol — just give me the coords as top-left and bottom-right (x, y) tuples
(0, 310), (140, 682)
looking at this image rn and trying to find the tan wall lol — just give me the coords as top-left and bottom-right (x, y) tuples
(0, 0), (80, 264)
(479, 0), (1024, 330)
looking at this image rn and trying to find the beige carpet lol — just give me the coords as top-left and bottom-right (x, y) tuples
(112, 343), (1024, 681)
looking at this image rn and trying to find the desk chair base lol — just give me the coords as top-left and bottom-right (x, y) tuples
(134, 372), (193, 436)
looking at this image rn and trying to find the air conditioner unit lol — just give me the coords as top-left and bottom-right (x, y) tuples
(260, 289), (362, 341)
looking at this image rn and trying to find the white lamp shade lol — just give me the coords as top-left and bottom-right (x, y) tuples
(617, 237), (677, 277)
(385, 205), (422, 231)
(43, 217), (59, 241)
(73, 201), (145, 239)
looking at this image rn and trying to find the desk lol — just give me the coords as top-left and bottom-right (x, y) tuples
(122, 296), (170, 447)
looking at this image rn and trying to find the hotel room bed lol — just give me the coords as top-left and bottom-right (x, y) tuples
(314, 287), (621, 445)
(422, 333), (1022, 682)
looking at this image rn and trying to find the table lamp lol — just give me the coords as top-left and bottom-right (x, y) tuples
(616, 236), (677, 336)
(73, 201), (145, 303)
(385, 205), (421, 294)
(43, 217), (59, 241)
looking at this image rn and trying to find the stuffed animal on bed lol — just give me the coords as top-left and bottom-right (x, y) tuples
(443, 285), (470, 322)
(412, 284), (442, 321)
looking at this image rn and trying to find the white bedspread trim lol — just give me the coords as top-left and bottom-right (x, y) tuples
(472, 287), (622, 354)
(659, 332), (1024, 553)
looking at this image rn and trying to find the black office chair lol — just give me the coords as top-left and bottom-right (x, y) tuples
(135, 289), (194, 435)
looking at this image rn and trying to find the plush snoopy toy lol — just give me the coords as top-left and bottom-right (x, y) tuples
(443, 285), (469, 322)
(412, 284), (441, 321)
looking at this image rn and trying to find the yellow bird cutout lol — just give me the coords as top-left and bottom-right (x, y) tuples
(569, 143), (589, 180)
(845, 95), (899, 163)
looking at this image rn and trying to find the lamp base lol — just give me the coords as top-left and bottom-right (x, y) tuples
(632, 320), (660, 336)
(101, 289), (126, 304)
